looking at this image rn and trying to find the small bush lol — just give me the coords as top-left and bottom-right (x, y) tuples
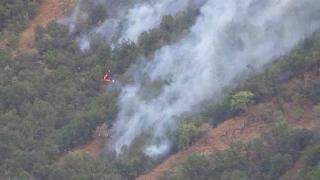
(177, 120), (203, 150)
(230, 91), (255, 111)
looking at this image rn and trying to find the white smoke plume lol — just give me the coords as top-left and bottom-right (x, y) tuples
(108, 0), (320, 157)
(118, 0), (206, 42)
(66, 0), (206, 48)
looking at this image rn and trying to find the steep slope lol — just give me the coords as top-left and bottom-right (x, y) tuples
(58, 124), (109, 163)
(137, 101), (320, 180)
(19, 0), (75, 53)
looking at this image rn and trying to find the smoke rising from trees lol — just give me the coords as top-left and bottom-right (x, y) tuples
(108, 0), (320, 157)
(66, 0), (205, 50)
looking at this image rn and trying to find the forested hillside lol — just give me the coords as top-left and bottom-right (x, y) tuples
(1, 0), (320, 180)
(0, 1), (199, 178)
(0, 0), (42, 32)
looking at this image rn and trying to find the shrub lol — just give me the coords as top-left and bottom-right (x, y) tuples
(302, 144), (320, 167)
(230, 91), (255, 111)
(177, 120), (203, 150)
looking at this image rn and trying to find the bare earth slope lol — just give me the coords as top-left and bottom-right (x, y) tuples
(19, 0), (75, 53)
(137, 101), (320, 180)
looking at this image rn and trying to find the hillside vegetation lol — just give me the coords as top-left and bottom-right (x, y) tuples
(0, 0), (42, 32)
(0, 1), (320, 180)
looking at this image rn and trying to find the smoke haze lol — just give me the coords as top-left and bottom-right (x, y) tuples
(107, 0), (320, 157)
(66, 0), (205, 50)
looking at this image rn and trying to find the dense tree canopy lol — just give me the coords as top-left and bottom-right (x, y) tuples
(0, 0), (42, 32)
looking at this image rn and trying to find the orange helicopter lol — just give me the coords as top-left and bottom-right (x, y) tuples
(102, 69), (115, 83)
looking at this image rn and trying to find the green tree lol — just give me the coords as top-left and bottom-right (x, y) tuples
(230, 91), (254, 111)
(305, 168), (320, 180)
(178, 121), (203, 150)
(181, 154), (210, 180)
(302, 144), (320, 167)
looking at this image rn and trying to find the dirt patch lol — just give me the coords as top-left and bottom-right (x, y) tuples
(137, 115), (267, 180)
(137, 101), (320, 180)
(58, 123), (109, 163)
(58, 138), (105, 164)
(19, 0), (75, 53)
